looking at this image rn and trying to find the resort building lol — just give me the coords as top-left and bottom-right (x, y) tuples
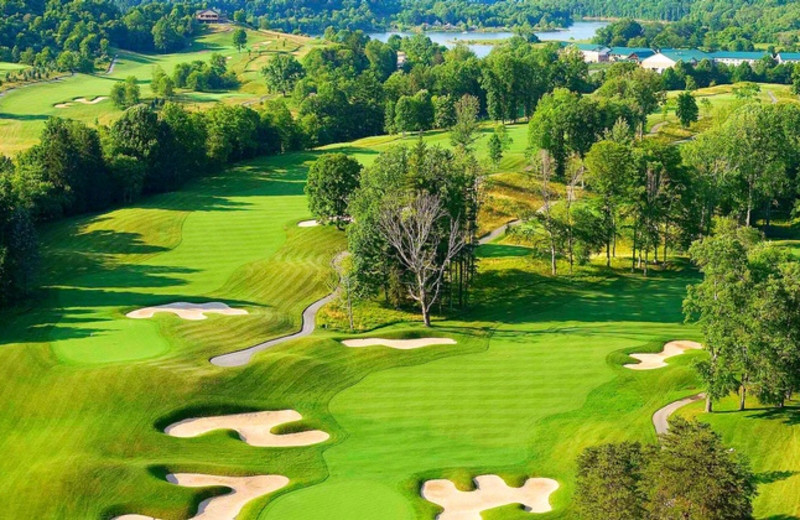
(574, 44), (611, 63)
(777, 52), (800, 64)
(641, 49), (709, 72)
(709, 50), (771, 66)
(196, 9), (221, 23)
(609, 47), (656, 63)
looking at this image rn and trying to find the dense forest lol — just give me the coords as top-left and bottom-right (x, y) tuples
(0, 0), (200, 68)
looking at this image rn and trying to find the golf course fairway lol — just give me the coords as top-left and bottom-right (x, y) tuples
(0, 131), (798, 519)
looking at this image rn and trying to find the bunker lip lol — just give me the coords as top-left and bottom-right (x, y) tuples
(74, 96), (108, 104)
(164, 409), (329, 447)
(53, 96), (108, 109)
(113, 473), (289, 520)
(421, 474), (559, 519)
(624, 340), (703, 370)
(342, 337), (456, 350)
(126, 302), (248, 321)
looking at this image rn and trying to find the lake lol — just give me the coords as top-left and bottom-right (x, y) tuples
(368, 21), (609, 58)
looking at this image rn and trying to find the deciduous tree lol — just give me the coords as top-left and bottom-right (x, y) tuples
(305, 153), (362, 228)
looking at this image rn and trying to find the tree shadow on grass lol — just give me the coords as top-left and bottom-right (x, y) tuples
(0, 112), (50, 121)
(476, 244), (531, 258)
(746, 406), (800, 426)
(468, 264), (698, 325)
(754, 470), (799, 485)
(139, 155), (320, 212)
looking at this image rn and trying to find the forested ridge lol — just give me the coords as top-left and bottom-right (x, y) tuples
(5, 0), (800, 70)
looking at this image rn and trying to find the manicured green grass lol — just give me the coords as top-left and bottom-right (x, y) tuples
(0, 61), (29, 73)
(0, 128), (799, 520)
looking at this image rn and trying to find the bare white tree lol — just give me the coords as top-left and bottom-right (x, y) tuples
(379, 193), (468, 327)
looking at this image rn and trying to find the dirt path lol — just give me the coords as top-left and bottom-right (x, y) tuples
(106, 55), (118, 75)
(648, 121), (667, 135)
(652, 393), (705, 435)
(210, 252), (347, 367)
(768, 90), (778, 104)
(478, 219), (521, 245)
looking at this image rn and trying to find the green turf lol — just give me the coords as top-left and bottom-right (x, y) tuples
(0, 129), (798, 519)
(0, 61), (29, 73)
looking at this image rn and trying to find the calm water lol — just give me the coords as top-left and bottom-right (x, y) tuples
(368, 21), (609, 58)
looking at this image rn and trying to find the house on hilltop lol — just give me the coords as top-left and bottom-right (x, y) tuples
(196, 9), (221, 23)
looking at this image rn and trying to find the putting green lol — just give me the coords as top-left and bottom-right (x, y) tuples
(263, 480), (414, 520)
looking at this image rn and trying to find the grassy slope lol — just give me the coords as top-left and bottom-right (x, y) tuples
(0, 26), (320, 155)
(0, 61), (29, 72)
(0, 127), (797, 519)
(646, 83), (800, 143)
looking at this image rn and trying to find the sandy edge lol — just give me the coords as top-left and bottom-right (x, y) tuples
(422, 474), (559, 519)
(164, 409), (329, 447)
(342, 337), (456, 350)
(127, 302), (248, 321)
(113, 473), (289, 520)
(54, 96), (108, 108)
(624, 340), (703, 370)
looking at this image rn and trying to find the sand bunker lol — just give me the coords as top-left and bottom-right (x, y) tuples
(342, 337), (456, 350)
(126, 302), (248, 321)
(54, 97), (107, 109)
(164, 409), (329, 447)
(114, 473), (289, 520)
(624, 340), (703, 370)
(297, 219), (319, 227)
(422, 475), (559, 520)
(74, 96), (108, 104)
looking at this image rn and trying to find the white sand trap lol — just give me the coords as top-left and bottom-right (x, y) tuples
(422, 475), (559, 520)
(54, 102), (72, 108)
(126, 302), (248, 321)
(297, 219), (319, 227)
(74, 96), (108, 104)
(165, 409), (329, 447)
(113, 473), (289, 520)
(624, 340), (703, 370)
(342, 337), (456, 350)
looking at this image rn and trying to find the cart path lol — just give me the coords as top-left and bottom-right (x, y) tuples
(210, 252), (347, 367)
(653, 393), (706, 435)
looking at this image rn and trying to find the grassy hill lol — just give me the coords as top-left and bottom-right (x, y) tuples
(0, 24), (321, 155)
